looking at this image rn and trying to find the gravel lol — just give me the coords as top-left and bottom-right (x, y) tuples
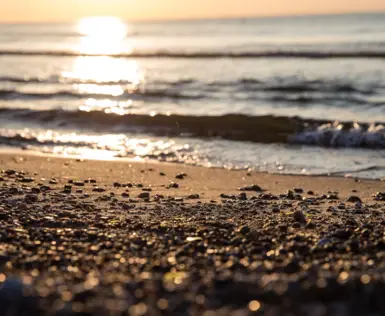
(1, 169), (385, 316)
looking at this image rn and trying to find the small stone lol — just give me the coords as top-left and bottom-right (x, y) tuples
(31, 187), (40, 194)
(121, 192), (129, 198)
(20, 177), (34, 183)
(5, 169), (16, 175)
(74, 181), (85, 187)
(142, 188), (152, 192)
(327, 194), (339, 200)
(346, 196), (362, 203)
(113, 182), (122, 187)
(49, 179), (57, 185)
(187, 194), (200, 199)
(239, 225), (250, 235)
(307, 190), (314, 195)
(293, 210), (306, 223)
(272, 207), (280, 213)
(294, 188), (303, 193)
(93, 187), (106, 193)
(24, 194), (38, 203)
(286, 190), (295, 199)
(305, 221), (316, 229)
(176, 173), (187, 179)
(40, 185), (51, 191)
(168, 182), (179, 189)
(238, 192), (247, 200)
(138, 192), (150, 199)
(159, 172), (166, 176)
(239, 184), (262, 192)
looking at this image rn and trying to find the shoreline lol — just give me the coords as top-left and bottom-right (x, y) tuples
(0, 151), (384, 202)
(1, 151), (385, 315)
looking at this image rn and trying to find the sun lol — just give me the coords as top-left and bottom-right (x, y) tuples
(78, 16), (128, 40)
(76, 16), (132, 55)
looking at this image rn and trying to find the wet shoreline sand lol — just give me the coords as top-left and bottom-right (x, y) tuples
(1, 152), (385, 315)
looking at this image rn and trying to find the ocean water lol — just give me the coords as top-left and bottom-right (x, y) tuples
(1, 12), (385, 178)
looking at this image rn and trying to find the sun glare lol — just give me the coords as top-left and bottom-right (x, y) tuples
(76, 16), (132, 55)
(78, 16), (128, 40)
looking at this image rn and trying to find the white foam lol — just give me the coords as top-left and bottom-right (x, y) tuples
(289, 122), (385, 148)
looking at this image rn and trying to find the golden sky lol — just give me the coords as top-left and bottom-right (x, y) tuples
(2, 0), (385, 22)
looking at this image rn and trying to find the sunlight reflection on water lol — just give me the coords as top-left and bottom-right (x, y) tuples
(62, 17), (144, 115)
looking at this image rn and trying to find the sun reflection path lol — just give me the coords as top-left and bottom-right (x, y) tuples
(62, 17), (144, 115)
(62, 56), (142, 85)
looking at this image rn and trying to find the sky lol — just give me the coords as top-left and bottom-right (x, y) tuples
(1, 0), (385, 22)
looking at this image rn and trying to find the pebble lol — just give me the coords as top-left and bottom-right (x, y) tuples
(40, 185), (50, 191)
(1, 167), (384, 316)
(238, 192), (247, 200)
(238, 225), (251, 235)
(31, 187), (40, 194)
(293, 210), (306, 223)
(92, 187), (106, 193)
(239, 184), (263, 192)
(347, 195), (362, 203)
(327, 194), (339, 200)
(175, 173), (187, 179)
(138, 192), (150, 199)
(20, 177), (34, 183)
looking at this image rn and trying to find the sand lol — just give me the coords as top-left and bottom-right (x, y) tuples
(1, 152), (385, 316)
(0, 151), (383, 202)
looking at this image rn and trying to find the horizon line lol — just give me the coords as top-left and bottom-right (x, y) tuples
(0, 9), (384, 25)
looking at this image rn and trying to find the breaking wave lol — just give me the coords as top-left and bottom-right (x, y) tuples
(2, 107), (385, 148)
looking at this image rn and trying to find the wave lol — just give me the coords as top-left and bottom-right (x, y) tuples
(1, 49), (385, 59)
(0, 76), (137, 85)
(289, 122), (385, 148)
(2, 107), (385, 148)
(0, 88), (204, 101)
(0, 75), (377, 99)
(0, 107), (301, 143)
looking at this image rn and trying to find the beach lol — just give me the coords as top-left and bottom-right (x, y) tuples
(1, 12), (385, 315)
(1, 152), (385, 315)
(1, 13), (385, 179)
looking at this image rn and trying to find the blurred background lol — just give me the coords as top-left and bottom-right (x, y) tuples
(1, 1), (385, 178)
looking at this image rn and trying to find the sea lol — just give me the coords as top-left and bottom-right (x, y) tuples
(1, 12), (385, 178)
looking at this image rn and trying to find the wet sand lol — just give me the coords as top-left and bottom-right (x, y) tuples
(1, 152), (385, 315)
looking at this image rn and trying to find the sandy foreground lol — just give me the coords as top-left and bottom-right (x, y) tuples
(1, 152), (385, 315)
